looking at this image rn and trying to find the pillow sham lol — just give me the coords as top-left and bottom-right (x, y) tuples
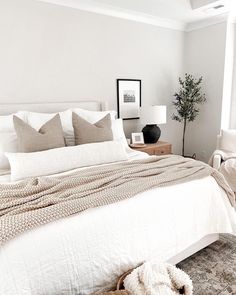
(0, 112), (26, 170)
(72, 108), (116, 123)
(21, 110), (74, 146)
(13, 114), (65, 153)
(22, 109), (117, 146)
(6, 141), (128, 181)
(72, 113), (113, 145)
(112, 118), (128, 148)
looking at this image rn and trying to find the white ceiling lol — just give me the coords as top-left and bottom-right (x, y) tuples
(88, 0), (229, 22)
(38, 0), (236, 30)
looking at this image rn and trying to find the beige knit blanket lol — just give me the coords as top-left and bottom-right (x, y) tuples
(209, 149), (236, 192)
(0, 155), (234, 246)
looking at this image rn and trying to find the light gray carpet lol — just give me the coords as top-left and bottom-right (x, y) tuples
(177, 235), (236, 295)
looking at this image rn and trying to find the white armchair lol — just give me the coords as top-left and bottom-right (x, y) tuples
(213, 153), (221, 170)
(212, 129), (236, 194)
(213, 129), (236, 170)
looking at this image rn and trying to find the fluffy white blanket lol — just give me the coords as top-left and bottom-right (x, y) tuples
(123, 262), (193, 295)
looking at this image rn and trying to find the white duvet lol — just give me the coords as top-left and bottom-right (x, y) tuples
(0, 150), (235, 295)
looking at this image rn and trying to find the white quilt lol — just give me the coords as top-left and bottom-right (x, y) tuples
(0, 150), (235, 295)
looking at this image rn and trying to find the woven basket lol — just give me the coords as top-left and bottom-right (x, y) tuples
(96, 290), (130, 295)
(116, 268), (133, 290)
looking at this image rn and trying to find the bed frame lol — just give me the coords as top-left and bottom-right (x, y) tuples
(0, 100), (219, 265)
(169, 234), (219, 264)
(0, 100), (108, 115)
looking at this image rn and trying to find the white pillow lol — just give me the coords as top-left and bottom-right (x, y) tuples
(22, 109), (117, 146)
(6, 141), (128, 181)
(220, 129), (236, 153)
(0, 112), (26, 170)
(72, 108), (117, 123)
(112, 119), (128, 147)
(21, 110), (74, 146)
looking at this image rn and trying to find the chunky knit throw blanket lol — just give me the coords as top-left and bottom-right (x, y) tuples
(209, 149), (236, 193)
(0, 155), (234, 246)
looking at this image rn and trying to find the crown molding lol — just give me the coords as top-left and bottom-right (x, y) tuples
(37, 0), (230, 32)
(186, 13), (228, 31)
(37, 0), (186, 31)
(228, 14), (236, 23)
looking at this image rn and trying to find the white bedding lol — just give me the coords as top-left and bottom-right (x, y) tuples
(0, 150), (235, 295)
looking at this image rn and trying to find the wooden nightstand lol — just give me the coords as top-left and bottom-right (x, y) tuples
(130, 141), (172, 156)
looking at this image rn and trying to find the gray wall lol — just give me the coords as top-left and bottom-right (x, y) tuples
(185, 22), (227, 161)
(230, 23), (236, 128)
(1, 0), (228, 159)
(0, 0), (185, 154)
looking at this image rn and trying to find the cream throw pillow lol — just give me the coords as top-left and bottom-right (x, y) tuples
(13, 114), (65, 153)
(21, 110), (74, 146)
(6, 141), (128, 181)
(72, 113), (113, 145)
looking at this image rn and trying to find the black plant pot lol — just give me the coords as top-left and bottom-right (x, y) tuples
(183, 154), (196, 159)
(142, 124), (161, 143)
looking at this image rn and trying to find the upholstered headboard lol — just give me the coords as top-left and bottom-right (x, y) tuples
(0, 101), (108, 115)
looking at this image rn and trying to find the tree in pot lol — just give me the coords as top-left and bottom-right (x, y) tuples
(172, 73), (206, 157)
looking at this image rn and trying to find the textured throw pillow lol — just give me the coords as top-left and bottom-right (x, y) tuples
(6, 141), (128, 181)
(13, 114), (66, 153)
(21, 110), (74, 146)
(72, 113), (113, 145)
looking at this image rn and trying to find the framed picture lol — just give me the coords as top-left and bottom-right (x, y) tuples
(117, 79), (141, 120)
(131, 132), (144, 145)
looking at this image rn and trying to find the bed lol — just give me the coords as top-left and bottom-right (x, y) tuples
(0, 101), (235, 295)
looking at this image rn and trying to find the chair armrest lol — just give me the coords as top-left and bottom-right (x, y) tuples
(213, 154), (222, 170)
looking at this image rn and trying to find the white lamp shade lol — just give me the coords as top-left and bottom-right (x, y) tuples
(140, 105), (166, 125)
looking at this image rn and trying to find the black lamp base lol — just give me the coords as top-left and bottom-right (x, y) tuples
(142, 124), (161, 143)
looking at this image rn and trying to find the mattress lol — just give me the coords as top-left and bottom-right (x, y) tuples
(0, 150), (235, 295)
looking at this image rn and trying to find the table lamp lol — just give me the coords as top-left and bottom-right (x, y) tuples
(140, 105), (166, 143)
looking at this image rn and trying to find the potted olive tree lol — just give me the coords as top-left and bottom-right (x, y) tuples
(172, 74), (206, 157)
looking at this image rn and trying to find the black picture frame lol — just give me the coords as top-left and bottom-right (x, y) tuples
(117, 79), (141, 120)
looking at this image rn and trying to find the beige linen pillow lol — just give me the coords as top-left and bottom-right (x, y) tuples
(72, 112), (113, 145)
(13, 114), (65, 153)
